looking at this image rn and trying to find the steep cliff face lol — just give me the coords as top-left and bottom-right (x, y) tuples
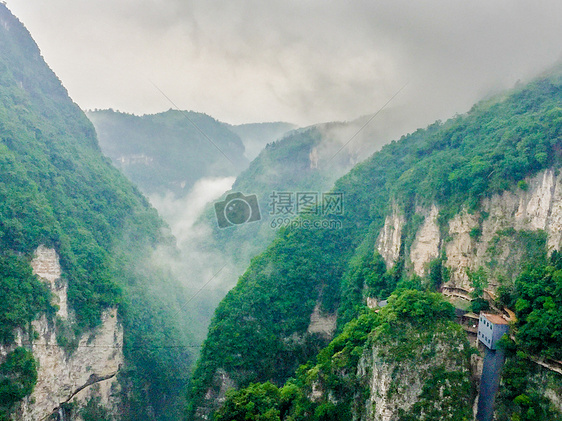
(446, 168), (562, 290)
(376, 205), (405, 269)
(377, 168), (562, 292)
(409, 205), (440, 277)
(30, 246), (67, 318)
(367, 168), (562, 419)
(0, 246), (123, 420)
(356, 322), (473, 421)
(307, 302), (337, 339)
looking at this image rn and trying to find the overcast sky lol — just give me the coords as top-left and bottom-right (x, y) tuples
(7, 1), (562, 127)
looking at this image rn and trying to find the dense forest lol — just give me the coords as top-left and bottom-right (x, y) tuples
(187, 69), (562, 419)
(214, 289), (473, 421)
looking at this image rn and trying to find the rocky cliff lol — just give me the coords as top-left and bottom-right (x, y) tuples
(372, 167), (562, 419)
(377, 168), (562, 292)
(356, 321), (473, 421)
(0, 246), (123, 420)
(207, 291), (475, 420)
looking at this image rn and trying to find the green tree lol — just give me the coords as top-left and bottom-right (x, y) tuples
(215, 382), (282, 421)
(0, 348), (37, 417)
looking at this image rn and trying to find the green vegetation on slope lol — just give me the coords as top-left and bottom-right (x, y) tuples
(213, 290), (473, 421)
(187, 225), (354, 417)
(0, 253), (54, 343)
(87, 109), (248, 197)
(0, 5), (194, 419)
(208, 128), (335, 264)
(0, 347), (37, 420)
(495, 340), (562, 421)
(188, 69), (562, 418)
(494, 247), (562, 361)
(513, 250), (562, 360)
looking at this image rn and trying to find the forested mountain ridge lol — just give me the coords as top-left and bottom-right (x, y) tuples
(87, 109), (249, 197)
(0, 5), (194, 420)
(187, 69), (562, 419)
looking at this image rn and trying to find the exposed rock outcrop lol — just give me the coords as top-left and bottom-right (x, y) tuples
(356, 322), (473, 421)
(376, 168), (562, 292)
(307, 303), (337, 339)
(198, 369), (236, 420)
(376, 205), (405, 268)
(31, 245), (68, 319)
(410, 205), (440, 276)
(1, 246), (123, 421)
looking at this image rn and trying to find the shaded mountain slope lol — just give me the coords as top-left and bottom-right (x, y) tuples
(226, 121), (297, 160)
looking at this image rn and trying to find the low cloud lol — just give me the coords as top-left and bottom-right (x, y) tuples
(8, 1), (562, 129)
(149, 176), (235, 246)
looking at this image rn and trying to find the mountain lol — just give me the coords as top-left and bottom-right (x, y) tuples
(187, 70), (562, 419)
(197, 111), (412, 284)
(213, 290), (475, 421)
(0, 5), (195, 420)
(87, 108), (401, 380)
(87, 109), (249, 197)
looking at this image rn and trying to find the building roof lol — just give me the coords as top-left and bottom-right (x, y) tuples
(464, 312), (480, 319)
(482, 312), (509, 325)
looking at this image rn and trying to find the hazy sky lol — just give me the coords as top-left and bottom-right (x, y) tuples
(8, 1), (562, 127)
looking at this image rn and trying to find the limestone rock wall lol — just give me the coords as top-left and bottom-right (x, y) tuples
(356, 323), (473, 421)
(409, 205), (440, 276)
(307, 303), (337, 339)
(31, 245), (68, 319)
(1, 246), (123, 421)
(376, 205), (405, 269)
(376, 168), (562, 292)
